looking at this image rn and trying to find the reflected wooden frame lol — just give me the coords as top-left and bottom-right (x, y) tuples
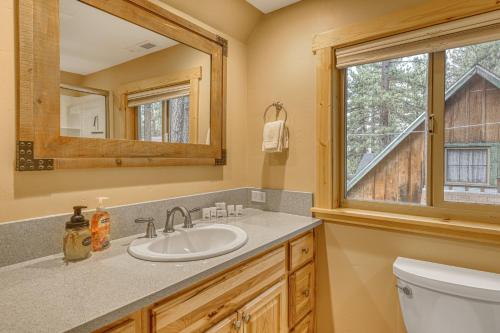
(17, 0), (227, 170)
(313, 2), (500, 241)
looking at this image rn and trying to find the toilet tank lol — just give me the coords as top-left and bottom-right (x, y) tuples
(393, 257), (500, 333)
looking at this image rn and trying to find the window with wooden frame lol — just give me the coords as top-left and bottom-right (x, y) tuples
(313, 5), (500, 242)
(117, 67), (201, 144)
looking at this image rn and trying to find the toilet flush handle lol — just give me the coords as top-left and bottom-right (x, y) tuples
(396, 283), (413, 297)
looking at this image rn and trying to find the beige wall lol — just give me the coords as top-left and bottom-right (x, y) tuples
(316, 224), (500, 333)
(0, 0), (248, 222)
(244, 0), (426, 192)
(244, 1), (500, 333)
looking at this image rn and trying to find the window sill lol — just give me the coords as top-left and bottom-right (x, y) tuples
(311, 207), (500, 245)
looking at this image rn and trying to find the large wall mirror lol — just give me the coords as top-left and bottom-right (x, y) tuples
(17, 0), (227, 170)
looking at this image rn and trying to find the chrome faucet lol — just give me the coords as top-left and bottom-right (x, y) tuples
(135, 217), (157, 238)
(164, 206), (200, 233)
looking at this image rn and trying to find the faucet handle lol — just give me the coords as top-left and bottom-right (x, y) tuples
(189, 207), (201, 213)
(135, 217), (153, 224)
(135, 217), (157, 238)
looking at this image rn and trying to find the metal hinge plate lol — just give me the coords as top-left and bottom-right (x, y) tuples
(216, 35), (228, 57)
(16, 141), (54, 171)
(215, 149), (227, 166)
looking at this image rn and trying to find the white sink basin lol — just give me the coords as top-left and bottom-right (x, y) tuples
(127, 223), (248, 262)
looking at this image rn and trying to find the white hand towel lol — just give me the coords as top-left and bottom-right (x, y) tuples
(262, 120), (286, 152)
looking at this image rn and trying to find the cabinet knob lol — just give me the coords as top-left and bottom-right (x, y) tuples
(302, 288), (310, 297)
(233, 320), (242, 330)
(301, 247), (310, 255)
(243, 313), (252, 323)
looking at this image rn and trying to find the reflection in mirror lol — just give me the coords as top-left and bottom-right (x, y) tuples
(59, 0), (211, 144)
(60, 84), (109, 138)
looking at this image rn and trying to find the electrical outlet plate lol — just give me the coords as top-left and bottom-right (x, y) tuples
(251, 190), (266, 203)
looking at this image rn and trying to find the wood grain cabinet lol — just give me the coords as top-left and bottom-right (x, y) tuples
(94, 311), (143, 333)
(239, 280), (288, 333)
(291, 313), (314, 333)
(288, 232), (316, 332)
(206, 313), (240, 333)
(94, 229), (317, 333)
(289, 232), (314, 271)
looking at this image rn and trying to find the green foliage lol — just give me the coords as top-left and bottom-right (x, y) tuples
(346, 54), (428, 178)
(446, 40), (500, 90)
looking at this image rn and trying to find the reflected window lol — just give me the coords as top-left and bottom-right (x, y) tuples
(137, 96), (190, 143)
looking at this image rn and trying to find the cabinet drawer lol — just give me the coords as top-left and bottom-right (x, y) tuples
(94, 311), (142, 333)
(291, 312), (313, 333)
(289, 262), (314, 327)
(289, 232), (314, 271)
(152, 246), (286, 333)
(205, 313), (239, 333)
(103, 320), (136, 333)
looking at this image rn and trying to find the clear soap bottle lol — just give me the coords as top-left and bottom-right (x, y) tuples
(91, 197), (111, 251)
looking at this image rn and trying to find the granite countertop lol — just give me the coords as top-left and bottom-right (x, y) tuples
(0, 209), (321, 333)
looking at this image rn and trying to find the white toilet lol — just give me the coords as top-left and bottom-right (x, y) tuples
(393, 257), (500, 333)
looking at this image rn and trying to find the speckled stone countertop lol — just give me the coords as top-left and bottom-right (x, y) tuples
(0, 209), (320, 333)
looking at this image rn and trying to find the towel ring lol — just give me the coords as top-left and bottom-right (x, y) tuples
(263, 101), (287, 123)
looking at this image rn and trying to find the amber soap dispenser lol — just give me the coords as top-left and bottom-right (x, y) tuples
(91, 197), (111, 251)
(63, 206), (92, 262)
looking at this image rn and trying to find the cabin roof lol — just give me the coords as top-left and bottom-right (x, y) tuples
(347, 65), (500, 192)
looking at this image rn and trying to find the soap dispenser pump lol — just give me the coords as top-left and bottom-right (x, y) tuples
(63, 206), (92, 262)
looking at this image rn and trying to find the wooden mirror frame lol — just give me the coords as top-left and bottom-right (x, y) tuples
(17, 0), (227, 170)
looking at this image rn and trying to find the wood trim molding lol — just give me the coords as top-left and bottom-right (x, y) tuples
(315, 48), (334, 208)
(312, 207), (500, 246)
(17, 0), (226, 170)
(312, 0), (500, 51)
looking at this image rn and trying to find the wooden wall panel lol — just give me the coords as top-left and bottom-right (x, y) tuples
(347, 126), (425, 204)
(445, 75), (500, 144)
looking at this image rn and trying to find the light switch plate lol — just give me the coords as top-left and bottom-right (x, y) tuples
(251, 190), (266, 203)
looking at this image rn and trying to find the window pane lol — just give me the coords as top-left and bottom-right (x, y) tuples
(168, 96), (190, 143)
(345, 54), (429, 204)
(137, 101), (163, 142)
(444, 40), (500, 204)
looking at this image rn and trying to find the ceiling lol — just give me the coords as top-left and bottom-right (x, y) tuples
(60, 0), (178, 75)
(246, 0), (302, 14)
(158, 0), (263, 42)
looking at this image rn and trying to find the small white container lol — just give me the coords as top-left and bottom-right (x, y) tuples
(217, 209), (227, 221)
(215, 202), (226, 210)
(227, 205), (235, 217)
(209, 207), (217, 221)
(202, 208), (211, 221)
(236, 205), (244, 216)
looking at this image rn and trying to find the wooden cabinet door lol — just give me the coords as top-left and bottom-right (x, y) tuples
(289, 262), (314, 327)
(151, 247), (286, 333)
(239, 280), (287, 333)
(206, 313), (241, 333)
(291, 313), (314, 333)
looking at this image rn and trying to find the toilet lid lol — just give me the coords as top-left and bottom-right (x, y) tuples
(393, 257), (500, 303)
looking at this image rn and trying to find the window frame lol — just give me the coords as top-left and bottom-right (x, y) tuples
(341, 54), (431, 206)
(313, 10), (500, 226)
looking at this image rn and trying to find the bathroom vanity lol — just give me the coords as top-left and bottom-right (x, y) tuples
(98, 231), (314, 333)
(0, 210), (320, 333)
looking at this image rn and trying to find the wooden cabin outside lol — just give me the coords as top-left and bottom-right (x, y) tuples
(347, 65), (500, 204)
